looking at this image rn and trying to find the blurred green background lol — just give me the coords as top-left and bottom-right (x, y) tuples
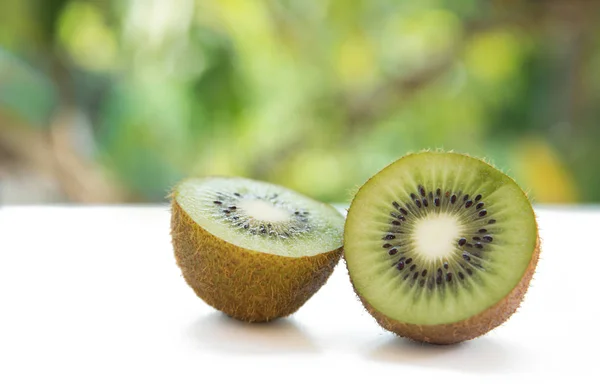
(0, 0), (598, 204)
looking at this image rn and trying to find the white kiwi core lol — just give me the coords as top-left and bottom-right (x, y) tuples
(239, 199), (291, 223)
(412, 214), (463, 262)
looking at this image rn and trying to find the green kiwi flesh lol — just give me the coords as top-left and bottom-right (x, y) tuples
(344, 152), (540, 344)
(171, 177), (344, 322)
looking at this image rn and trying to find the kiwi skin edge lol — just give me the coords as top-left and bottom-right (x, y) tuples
(348, 236), (540, 345)
(171, 201), (343, 322)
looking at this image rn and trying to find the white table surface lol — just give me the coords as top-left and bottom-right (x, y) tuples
(0, 205), (597, 386)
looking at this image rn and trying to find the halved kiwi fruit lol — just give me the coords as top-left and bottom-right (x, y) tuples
(171, 177), (344, 322)
(344, 152), (540, 344)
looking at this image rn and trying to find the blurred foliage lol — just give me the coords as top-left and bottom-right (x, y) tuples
(1, 0), (599, 203)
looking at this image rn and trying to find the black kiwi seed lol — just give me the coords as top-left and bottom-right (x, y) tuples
(462, 253), (471, 261)
(392, 201), (401, 210)
(391, 213), (406, 221)
(405, 258), (413, 264)
(294, 211), (300, 215)
(475, 243), (483, 249)
(415, 199), (422, 208)
(383, 234), (396, 240)
(458, 272), (465, 280)
(389, 248), (398, 255)
(479, 228), (487, 233)
(400, 208), (408, 216)
(223, 209), (231, 214)
(397, 262), (405, 270)
(476, 202), (484, 210)
(451, 194), (457, 204)
(437, 268), (443, 276)
(465, 200), (473, 208)
(243, 224), (249, 229)
(391, 220), (401, 226)
(413, 272), (419, 280)
(228, 206), (237, 210)
(458, 238), (467, 246)
(475, 194), (482, 202)
(382, 243), (392, 248)
(488, 219), (496, 224)
(473, 236), (481, 241)
(434, 198), (440, 206)
(410, 265), (417, 271)
(443, 262), (449, 269)
(463, 194), (469, 201)
(234, 192), (241, 197)
(446, 273), (453, 282)
(436, 188), (442, 196)
(479, 210), (487, 217)
(410, 193), (417, 200)
(422, 270), (428, 277)
(419, 186), (426, 196)
(213, 201), (222, 205)
(483, 235), (493, 242)
(436, 275), (442, 285)
(422, 198), (429, 207)
(420, 279), (426, 287)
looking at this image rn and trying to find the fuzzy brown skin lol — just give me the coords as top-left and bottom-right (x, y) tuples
(171, 201), (343, 322)
(351, 238), (540, 344)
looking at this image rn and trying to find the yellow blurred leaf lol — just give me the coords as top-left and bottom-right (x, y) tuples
(335, 34), (377, 88)
(464, 30), (523, 82)
(58, 2), (118, 71)
(382, 9), (461, 74)
(282, 151), (344, 200)
(512, 139), (578, 203)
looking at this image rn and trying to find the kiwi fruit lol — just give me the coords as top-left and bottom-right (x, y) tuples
(170, 176), (344, 322)
(344, 152), (540, 344)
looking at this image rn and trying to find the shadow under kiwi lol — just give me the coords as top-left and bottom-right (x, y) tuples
(366, 334), (535, 374)
(186, 312), (319, 355)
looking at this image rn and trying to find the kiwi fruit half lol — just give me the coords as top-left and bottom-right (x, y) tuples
(171, 176), (344, 322)
(344, 152), (540, 344)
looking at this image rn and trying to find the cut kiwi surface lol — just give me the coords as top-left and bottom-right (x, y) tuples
(171, 177), (344, 322)
(344, 152), (539, 344)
